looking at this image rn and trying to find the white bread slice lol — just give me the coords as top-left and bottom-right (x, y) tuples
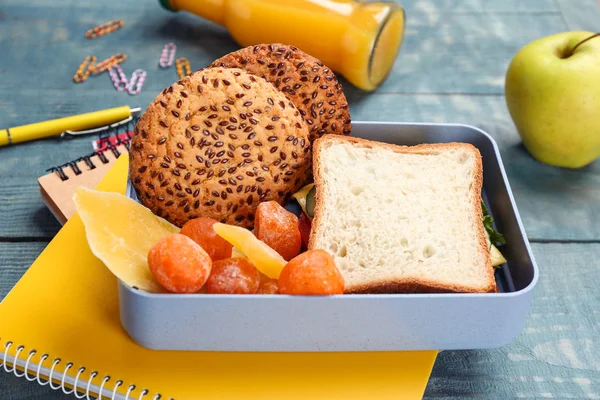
(308, 136), (496, 294)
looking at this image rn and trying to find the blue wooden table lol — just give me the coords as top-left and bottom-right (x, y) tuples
(2, 0), (600, 398)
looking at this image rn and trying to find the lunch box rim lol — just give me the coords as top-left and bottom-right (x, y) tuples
(122, 120), (539, 299)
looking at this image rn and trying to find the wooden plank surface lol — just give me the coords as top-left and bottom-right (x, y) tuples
(1, 242), (599, 399)
(425, 243), (600, 399)
(1, 0), (600, 398)
(3, 94), (600, 241)
(0, 243), (48, 301)
(381, 13), (564, 94)
(2, 0), (599, 240)
(0, 0), (563, 100)
(556, 0), (600, 31)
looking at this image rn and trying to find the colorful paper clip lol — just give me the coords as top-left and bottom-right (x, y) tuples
(127, 69), (147, 95)
(73, 55), (97, 83)
(91, 53), (127, 75)
(108, 66), (147, 95)
(176, 57), (191, 79)
(85, 19), (124, 39)
(159, 43), (177, 68)
(108, 65), (129, 91)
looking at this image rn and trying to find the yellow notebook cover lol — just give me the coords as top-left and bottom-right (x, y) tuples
(0, 155), (438, 399)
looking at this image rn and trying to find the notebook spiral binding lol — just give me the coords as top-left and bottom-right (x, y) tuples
(46, 117), (140, 182)
(0, 338), (165, 400)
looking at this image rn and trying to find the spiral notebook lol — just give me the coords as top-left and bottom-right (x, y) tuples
(37, 120), (137, 225)
(1, 154), (438, 399)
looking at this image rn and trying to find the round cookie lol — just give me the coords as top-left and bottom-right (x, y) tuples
(129, 67), (312, 228)
(209, 43), (352, 143)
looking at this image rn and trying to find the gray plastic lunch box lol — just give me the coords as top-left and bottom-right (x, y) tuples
(120, 122), (539, 352)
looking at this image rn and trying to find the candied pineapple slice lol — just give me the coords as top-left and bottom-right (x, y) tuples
(212, 223), (286, 279)
(231, 246), (247, 258)
(73, 187), (179, 293)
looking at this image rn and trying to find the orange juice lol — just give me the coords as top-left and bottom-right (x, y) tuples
(160, 0), (405, 91)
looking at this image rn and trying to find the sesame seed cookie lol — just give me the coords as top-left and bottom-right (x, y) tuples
(129, 67), (312, 228)
(209, 44), (351, 143)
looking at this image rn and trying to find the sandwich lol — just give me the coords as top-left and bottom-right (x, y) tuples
(308, 135), (502, 294)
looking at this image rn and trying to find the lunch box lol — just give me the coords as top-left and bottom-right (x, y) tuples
(120, 122), (539, 351)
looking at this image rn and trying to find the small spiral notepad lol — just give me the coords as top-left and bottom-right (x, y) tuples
(37, 120), (137, 225)
(3, 139), (438, 400)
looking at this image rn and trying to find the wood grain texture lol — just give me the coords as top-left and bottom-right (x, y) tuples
(0, 243), (47, 299)
(556, 0), (600, 31)
(424, 243), (600, 399)
(2, 94), (600, 241)
(403, 0), (558, 12)
(2, 0), (600, 398)
(1, 0), (598, 240)
(380, 13), (565, 94)
(2, 242), (599, 399)
(0, 2), (567, 98)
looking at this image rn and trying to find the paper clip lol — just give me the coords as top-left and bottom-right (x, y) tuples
(159, 43), (177, 68)
(91, 53), (127, 75)
(176, 57), (191, 79)
(85, 19), (124, 39)
(73, 55), (97, 83)
(108, 65), (129, 91)
(127, 69), (147, 95)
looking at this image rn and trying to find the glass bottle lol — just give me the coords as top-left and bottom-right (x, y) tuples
(159, 0), (406, 91)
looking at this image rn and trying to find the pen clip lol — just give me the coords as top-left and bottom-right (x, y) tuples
(60, 107), (141, 139)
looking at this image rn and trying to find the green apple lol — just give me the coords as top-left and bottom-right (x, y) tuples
(505, 31), (600, 168)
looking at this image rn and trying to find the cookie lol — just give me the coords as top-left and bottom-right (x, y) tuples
(129, 67), (312, 228)
(210, 44), (352, 144)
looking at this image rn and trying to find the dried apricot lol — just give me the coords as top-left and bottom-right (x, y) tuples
(206, 257), (260, 294)
(148, 234), (212, 293)
(257, 278), (279, 294)
(254, 201), (302, 260)
(278, 250), (344, 295)
(180, 217), (232, 261)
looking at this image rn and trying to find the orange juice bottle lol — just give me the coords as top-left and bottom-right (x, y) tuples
(159, 0), (406, 91)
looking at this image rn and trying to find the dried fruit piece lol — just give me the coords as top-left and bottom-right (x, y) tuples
(232, 246), (247, 258)
(206, 257), (260, 294)
(73, 187), (179, 293)
(148, 234), (212, 293)
(257, 278), (279, 294)
(254, 201), (302, 260)
(278, 250), (344, 295)
(212, 223), (286, 279)
(180, 217), (233, 261)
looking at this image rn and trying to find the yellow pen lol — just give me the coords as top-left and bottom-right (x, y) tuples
(0, 105), (141, 147)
